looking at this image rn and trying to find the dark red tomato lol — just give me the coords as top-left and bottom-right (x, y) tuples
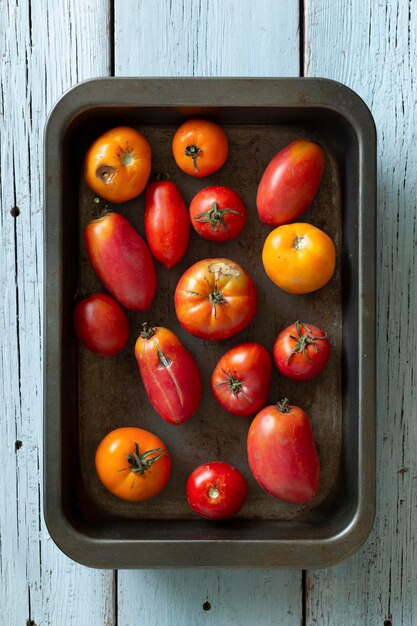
(134, 324), (202, 425)
(247, 399), (320, 503)
(145, 181), (190, 268)
(186, 462), (247, 520)
(211, 343), (272, 416)
(189, 186), (247, 242)
(257, 139), (325, 226)
(73, 293), (129, 356)
(84, 210), (156, 311)
(273, 321), (330, 381)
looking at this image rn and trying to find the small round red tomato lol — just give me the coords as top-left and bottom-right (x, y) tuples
(145, 181), (190, 268)
(189, 186), (247, 241)
(73, 293), (129, 356)
(273, 321), (330, 381)
(186, 462), (247, 520)
(172, 119), (228, 177)
(211, 343), (272, 416)
(95, 427), (171, 502)
(84, 126), (151, 203)
(174, 258), (257, 340)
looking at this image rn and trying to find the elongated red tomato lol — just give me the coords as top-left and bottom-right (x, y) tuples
(145, 181), (190, 268)
(247, 399), (320, 503)
(257, 139), (325, 226)
(211, 343), (272, 416)
(73, 293), (129, 356)
(134, 324), (202, 425)
(84, 210), (156, 311)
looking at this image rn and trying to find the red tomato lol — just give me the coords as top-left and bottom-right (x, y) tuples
(273, 321), (330, 381)
(174, 258), (257, 340)
(95, 427), (171, 502)
(211, 343), (272, 416)
(134, 324), (202, 425)
(172, 119), (228, 177)
(73, 293), (129, 356)
(145, 181), (190, 268)
(257, 139), (325, 226)
(189, 186), (247, 242)
(247, 399), (320, 503)
(84, 210), (156, 311)
(186, 462), (247, 520)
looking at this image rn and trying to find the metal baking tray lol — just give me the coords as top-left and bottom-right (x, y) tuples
(44, 78), (376, 568)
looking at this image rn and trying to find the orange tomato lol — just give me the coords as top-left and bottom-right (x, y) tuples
(95, 427), (171, 502)
(262, 223), (336, 294)
(84, 126), (151, 203)
(172, 119), (228, 177)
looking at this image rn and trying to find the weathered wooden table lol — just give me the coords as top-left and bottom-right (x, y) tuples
(2, 1), (415, 624)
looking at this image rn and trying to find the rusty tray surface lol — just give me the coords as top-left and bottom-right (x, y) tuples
(44, 78), (376, 568)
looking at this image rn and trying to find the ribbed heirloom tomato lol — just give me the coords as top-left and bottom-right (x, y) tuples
(95, 427), (171, 502)
(273, 321), (330, 381)
(84, 126), (151, 203)
(189, 186), (247, 242)
(172, 119), (228, 177)
(186, 462), (247, 520)
(73, 293), (129, 356)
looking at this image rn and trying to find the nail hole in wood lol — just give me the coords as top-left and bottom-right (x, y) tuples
(26, 620), (36, 626)
(15, 440), (23, 450)
(10, 206), (20, 217)
(384, 620), (392, 626)
(202, 601), (211, 611)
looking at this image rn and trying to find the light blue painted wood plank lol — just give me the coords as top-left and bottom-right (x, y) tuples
(304, 1), (417, 624)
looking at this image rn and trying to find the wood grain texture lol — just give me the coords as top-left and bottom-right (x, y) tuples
(304, 1), (417, 624)
(1, 2), (115, 625)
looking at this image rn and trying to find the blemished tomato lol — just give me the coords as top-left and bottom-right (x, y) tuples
(84, 126), (151, 203)
(172, 119), (228, 177)
(174, 258), (257, 340)
(189, 186), (247, 242)
(211, 343), (272, 416)
(95, 427), (171, 502)
(247, 399), (320, 503)
(186, 462), (247, 520)
(273, 321), (330, 381)
(262, 222), (336, 294)
(134, 324), (202, 425)
(257, 139), (325, 226)
(73, 293), (129, 356)
(84, 210), (156, 311)
(145, 181), (190, 268)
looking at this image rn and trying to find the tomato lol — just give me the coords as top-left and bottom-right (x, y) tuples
(186, 462), (247, 520)
(174, 258), (257, 340)
(257, 139), (325, 226)
(189, 186), (246, 242)
(84, 210), (156, 311)
(262, 222), (336, 294)
(84, 126), (151, 203)
(95, 427), (171, 502)
(247, 399), (320, 503)
(273, 321), (330, 381)
(73, 293), (129, 356)
(145, 181), (190, 268)
(211, 343), (272, 416)
(172, 119), (228, 177)
(134, 324), (202, 425)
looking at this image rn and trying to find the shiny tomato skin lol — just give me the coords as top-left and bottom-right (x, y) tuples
(211, 343), (272, 416)
(145, 181), (190, 268)
(174, 258), (257, 340)
(186, 462), (247, 520)
(84, 126), (151, 203)
(95, 427), (171, 502)
(247, 401), (320, 503)
(262, 222), (336, 294)
(172, 119), (228, 177)
(73, 293), (129, 356)
(257, 139), (325, 226)
(84, 211), (157, 311)
(189, 186), (247, 242)
(135, 325), (202, 425)
(273, 321), (330, 381)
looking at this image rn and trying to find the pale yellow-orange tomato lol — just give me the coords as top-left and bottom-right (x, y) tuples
(262, 223), (336, 294)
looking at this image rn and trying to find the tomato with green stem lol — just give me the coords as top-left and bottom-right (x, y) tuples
(189, 186), (246, 242)
(273, 321), (330, 381)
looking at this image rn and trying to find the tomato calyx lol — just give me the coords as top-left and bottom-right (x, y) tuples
(120, 149), (135, 167)
(277, 397), (291, 413)
(215, 368), (254, 403)
(185, 144), (202, 172)
(194, 201), (243, 233)
(293, 236), (307, 250)
(208, 285), (227, 308)
(287, 320), (328, 364)
(126, 442), (166, 475)
(92, 197), (113, 219)
(140, 322), (156, 340)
